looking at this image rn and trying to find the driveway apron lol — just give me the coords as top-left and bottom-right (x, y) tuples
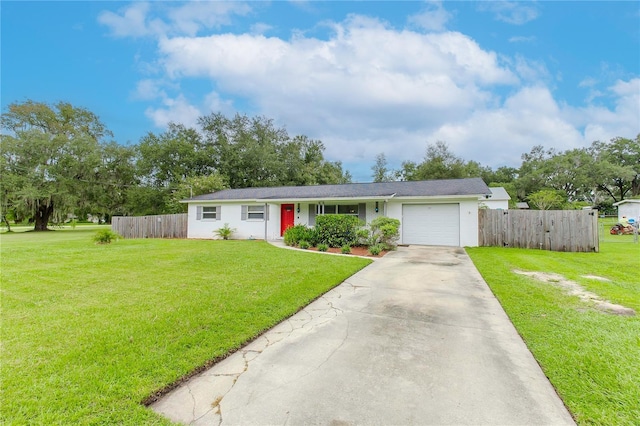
(152, 246), (575, 425)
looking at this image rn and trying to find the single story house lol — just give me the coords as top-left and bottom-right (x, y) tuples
(613, 199), (640, 223)
(479, 187), (510, 210)
(183, 178), (491, 247)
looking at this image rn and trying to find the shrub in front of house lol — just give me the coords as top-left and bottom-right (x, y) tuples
(355, 228), (370, 246)
(214, 223), (235, 240)
(315, 214), (361, 248)
(369, 216), (400, 250)
(283, 224), (319, 247)
(317, 243), (328, 252)
(340, 244), (352, 254)
(368, 244), (383, 256)
(298, 240), (311, 249)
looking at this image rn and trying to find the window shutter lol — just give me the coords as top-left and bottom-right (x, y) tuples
(196, 206), (202, 220)
(309, 204), (316, 226)
(216, 205), (221, 221)
(358, 203), (366, 223)
(241, 205), (247, 221)
(265, 205), (269, 221)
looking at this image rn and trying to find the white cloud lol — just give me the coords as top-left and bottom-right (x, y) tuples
(167, 1), (252, 36)
(145, 95), (201, 129)
(407, 1), (453, 32)
(132, 79), (167, 101)
(98, 2), (159, 38)
(478, 2), (540, 25)
(153, 15), (521, 172)
(250, 22), (273, 35)
(99, 1), (251, 38)
(105, 7), (637, 180)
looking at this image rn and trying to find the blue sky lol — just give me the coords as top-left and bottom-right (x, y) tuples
(2, 1), (639, 182)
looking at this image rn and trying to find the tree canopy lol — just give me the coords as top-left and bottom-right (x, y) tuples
(1, 101), (130, 230)
(372, 137), (640, 212)
(2, 99), (638, 230)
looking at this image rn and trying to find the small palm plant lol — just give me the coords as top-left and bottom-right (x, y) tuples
(214, 223), (235, 240)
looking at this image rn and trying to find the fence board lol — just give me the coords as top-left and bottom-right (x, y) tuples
(111, 214), (188, 239)
(478, 209), (599, 252)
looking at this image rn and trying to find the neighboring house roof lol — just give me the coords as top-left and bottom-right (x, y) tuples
(485, 187), (511, 201)
(185, 178), (490, 202)
(516, 202), (530, 209)
(613, 199), (640, 206)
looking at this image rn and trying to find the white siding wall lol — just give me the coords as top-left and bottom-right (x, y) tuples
(294, 204), (310, 227)
(618, 203), (640, 223)
(187, 197), (480, 246)
(385, 198), (479, 247)
(187, 203), (280, 240)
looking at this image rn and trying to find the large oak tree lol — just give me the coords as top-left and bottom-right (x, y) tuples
(1, 101), (116, 230)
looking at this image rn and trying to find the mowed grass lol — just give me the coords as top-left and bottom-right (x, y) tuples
(1, 229), (371, 424)
(466, 240), (640, 425)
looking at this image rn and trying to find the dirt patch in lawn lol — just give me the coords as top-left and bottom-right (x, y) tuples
(513, 270), (635, 316)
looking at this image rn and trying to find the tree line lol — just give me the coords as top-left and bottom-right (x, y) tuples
(372, 137), (639, 211)
(1, 100), (638, 231)
(0, 101), (350, 230)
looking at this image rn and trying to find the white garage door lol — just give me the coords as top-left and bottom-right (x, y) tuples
(402, 204), (460, 246)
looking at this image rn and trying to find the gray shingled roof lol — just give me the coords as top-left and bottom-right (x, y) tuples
(186, 178), (490, 202)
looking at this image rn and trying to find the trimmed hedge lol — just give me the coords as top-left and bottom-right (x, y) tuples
(283, 225), (319, 247)
(315, 214), (361, 248)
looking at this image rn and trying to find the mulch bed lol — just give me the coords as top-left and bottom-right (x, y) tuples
(304, 246), (389, 258)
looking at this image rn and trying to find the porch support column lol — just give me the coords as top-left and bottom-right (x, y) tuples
(264, 203), (268, 240)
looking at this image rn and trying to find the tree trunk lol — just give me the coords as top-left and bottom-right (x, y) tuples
(2, 215), (11, 232)
(34, 201), (54, 231)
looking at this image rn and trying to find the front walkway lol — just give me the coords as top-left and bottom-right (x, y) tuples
(152, 246), (575, 425)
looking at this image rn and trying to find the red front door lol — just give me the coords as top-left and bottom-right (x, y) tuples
(281, 204), (295, 236)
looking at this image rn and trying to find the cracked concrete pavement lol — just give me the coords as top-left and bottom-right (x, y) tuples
(151, 245), (575, 425)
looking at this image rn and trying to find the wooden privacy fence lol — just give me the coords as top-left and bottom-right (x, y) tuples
(478, 209), (599, 252)
(111, 214), (188, 239)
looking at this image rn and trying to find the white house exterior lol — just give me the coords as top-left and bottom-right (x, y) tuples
(183, 178), (491, 247)
(613, 199), (640, 224)
(479, 187), (510, 210)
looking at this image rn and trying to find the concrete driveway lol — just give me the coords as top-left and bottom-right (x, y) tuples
(152, 245), (575, 425)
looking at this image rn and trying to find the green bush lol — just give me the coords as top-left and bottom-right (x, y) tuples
(283, 225), (318, 247)
(298, 240), (311, 249)
(316, 215), (361, 248)
(93, 229), (120, 244)
(214, 223), (235, 240)
(340, 244), (351, 254)
(369, 216), (400, 250)
(317, 243), (328, 252)
(368, 244), (382, 256)
(355, 228), (370, 246)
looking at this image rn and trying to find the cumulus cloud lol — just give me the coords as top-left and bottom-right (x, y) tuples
(101, 4), (638, 180)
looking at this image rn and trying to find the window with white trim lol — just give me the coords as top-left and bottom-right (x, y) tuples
(317, 204), (359, 216)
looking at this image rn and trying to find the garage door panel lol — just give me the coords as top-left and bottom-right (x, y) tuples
(402, 204), (460, 246)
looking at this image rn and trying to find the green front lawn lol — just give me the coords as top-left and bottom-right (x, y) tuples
(1, 230), (371, 424)
(467, 241), (640, 425)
